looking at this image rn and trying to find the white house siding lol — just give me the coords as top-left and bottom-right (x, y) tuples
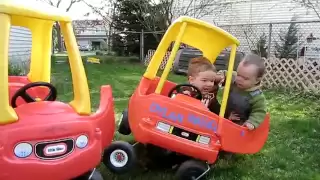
(173, 0), (320, 56)
(173, 0), (318, 25)
(73, 20), (108, 50)
(9, 26), (32, 64)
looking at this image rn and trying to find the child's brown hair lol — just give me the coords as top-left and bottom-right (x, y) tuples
(187, 56), (216, 77)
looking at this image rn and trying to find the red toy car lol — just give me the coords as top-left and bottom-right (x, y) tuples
(0, 1), (116, 180)
(103, 17), (270, 179)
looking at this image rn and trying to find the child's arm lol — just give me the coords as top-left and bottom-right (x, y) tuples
(244, 94), (267, 130)
(216, 70), (237, 87)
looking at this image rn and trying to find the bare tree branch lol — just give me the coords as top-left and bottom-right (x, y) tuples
(37, 0), (81, 12)
(130, 0), (230, 39)
(81, 0), (114, 26)
(181, 0), (194, 16)
(127, 0), (179, 40)
(66, 0), (81, 12)
(39, 0), (54, 6)
(131, 1), (159, 33)
(56, 0), (62, 8)
(78, 0), (117, 51)
(38, 0), (83, 52)
(292, 0), (320, 19)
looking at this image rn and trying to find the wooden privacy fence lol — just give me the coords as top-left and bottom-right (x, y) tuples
(144, 49), (320, 93)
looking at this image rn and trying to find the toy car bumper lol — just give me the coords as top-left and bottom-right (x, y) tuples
(0, 140), (102, 180)
(137, 123), (220, 164)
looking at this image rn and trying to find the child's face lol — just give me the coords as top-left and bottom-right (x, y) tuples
(235, 61), (261, 89)
(188, 70), (216, 94)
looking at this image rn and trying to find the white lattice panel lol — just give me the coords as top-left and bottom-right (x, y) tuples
(144, 49), (320, 93)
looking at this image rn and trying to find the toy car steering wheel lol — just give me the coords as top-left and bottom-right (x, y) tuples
(11, 82), (57, 108)
(168, 84), (203, 100)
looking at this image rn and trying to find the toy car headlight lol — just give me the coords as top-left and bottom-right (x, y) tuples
(197, 135), (210, 145)
(76, 135), (89, 149)
(14, 142), (33, 158)
(156, 122), (171, 133)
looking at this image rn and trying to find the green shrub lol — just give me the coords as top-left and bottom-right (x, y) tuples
(95, 51), (104, 56)
(126, 56), (140, 63)
(50, 75), (72, 99)
(51, 55), (88, 63)
(8, 63), (23, 75)
(8, 57), (30, 76)
(107, 51), (117, 56)
(52, 54), (141, 66)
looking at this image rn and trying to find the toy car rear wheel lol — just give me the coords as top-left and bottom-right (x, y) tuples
(175, 160), (209, 180)
(103, 141), (136, 174)
(118, 109), (131, 135)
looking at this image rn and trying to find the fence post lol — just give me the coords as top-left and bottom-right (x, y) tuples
(267, 23), (272, 58)
(140, 29), (145, 63)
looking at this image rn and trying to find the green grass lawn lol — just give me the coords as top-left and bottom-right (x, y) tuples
(52, 60), (320, 180)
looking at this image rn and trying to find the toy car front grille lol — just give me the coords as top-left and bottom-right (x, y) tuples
(156, 121), (211, 144)
(34, 139), (74, 160)
(170, 126), (198, 142)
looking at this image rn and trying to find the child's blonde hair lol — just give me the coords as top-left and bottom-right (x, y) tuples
(187, 56), (216, 77)
(242, 54), (265, 78)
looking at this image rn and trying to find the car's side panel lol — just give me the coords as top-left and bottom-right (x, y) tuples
(0, 99), (114, 180)
(129, 77), (221, 163)
(130, 77), (270, 158)
(219, 114), (270, 154)
(144, 77), (176, 96)
(89, 85), (116, 149)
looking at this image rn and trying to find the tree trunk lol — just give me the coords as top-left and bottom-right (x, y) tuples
(55, 22), (63, 52)
(52, 28), (55, 54)
(108, 25), (112, 52)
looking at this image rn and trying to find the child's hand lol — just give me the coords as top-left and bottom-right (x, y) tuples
(243, 122), (255, 130)
(215, 74), (225, 83)
(201, 98), (210, 107)
(229, 112), (240, 121)
(216, 70), (226, 84)
(201, 93), (215, 107)
(182, 90), (191, 96)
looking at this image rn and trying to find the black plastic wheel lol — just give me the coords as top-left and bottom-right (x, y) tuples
(118, 109), (131, 135)
(103, 141), (136, 174)
(175, 160), (209, 180)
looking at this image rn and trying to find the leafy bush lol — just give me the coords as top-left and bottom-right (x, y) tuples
(52, 54), (140, 65)
(96, 51), (104, 56)
(51, 55), (88, 62)
(95, 50), (110, 56)
(252, 33), (268, 58)
(275, 16), (301, 59)
(51, 76), (72, 96)
(8, 56), (30, 76)
(8, 63), (24, 75)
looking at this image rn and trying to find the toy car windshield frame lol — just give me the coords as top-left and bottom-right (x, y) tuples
(143, 16), (240, 118)
(0, 0), (91, 124)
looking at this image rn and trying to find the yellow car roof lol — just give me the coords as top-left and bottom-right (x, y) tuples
(0, 0), (72, 22)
